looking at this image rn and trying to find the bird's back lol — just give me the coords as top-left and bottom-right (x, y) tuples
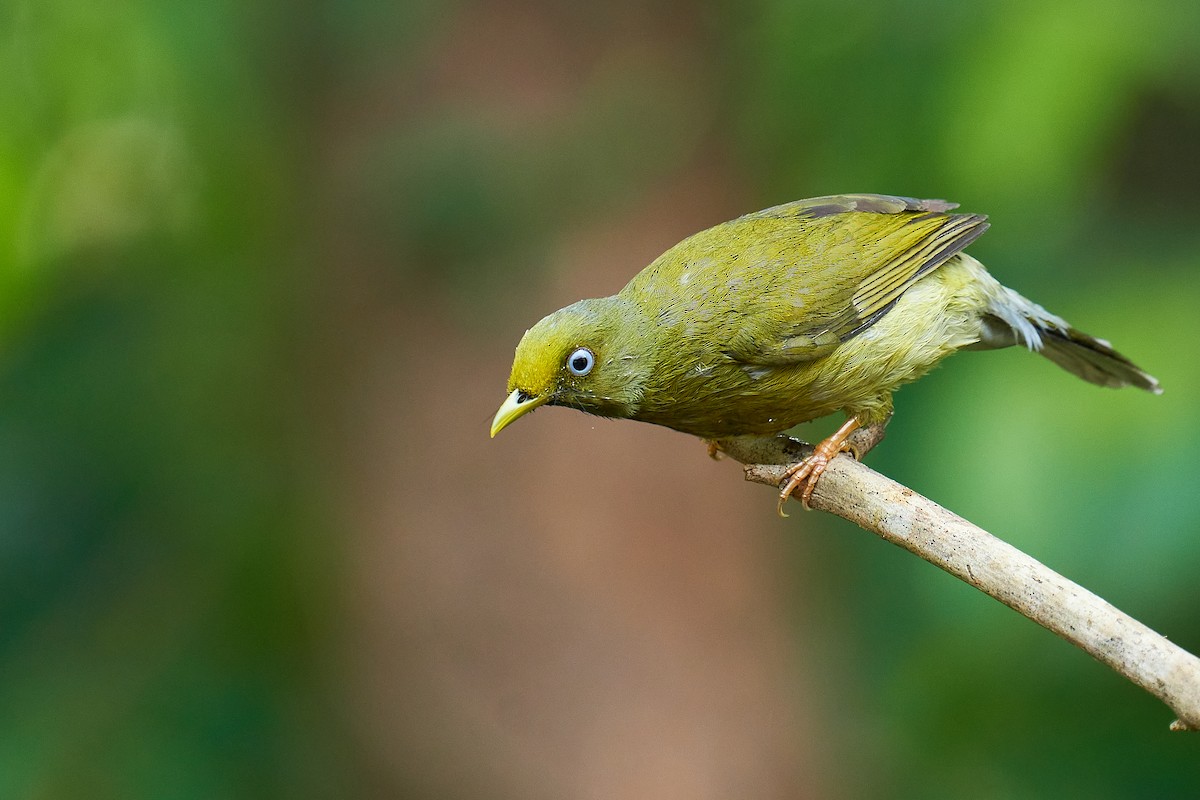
(619, 195), (987, 363)
(614, 195), (991, 437)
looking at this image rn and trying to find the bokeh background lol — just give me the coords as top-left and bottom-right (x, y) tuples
(2, 0), (1199, 797)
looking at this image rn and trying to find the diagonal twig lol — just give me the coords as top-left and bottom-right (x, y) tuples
(717, 434), (1200, 732)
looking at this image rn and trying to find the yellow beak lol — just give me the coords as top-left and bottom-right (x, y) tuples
(490, 389), (549, 438)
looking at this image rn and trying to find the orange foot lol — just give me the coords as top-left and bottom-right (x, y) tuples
(777, 417), (861, 517)
(705, 440), (724, 461)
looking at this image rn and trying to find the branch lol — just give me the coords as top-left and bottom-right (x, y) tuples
(717, 434), (1200, 732)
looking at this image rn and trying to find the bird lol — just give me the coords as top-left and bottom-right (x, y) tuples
(490, 194), (1161, 515)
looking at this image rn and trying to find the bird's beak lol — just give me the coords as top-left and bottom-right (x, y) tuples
(490, 389), (549, 438)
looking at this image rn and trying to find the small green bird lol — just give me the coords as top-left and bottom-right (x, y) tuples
(491, 194), (1160, 514)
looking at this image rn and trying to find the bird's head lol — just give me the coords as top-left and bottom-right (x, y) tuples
(491, 297), (649, 437)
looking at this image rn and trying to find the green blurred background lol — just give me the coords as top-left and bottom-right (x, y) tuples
(2, 0), (1198, 797)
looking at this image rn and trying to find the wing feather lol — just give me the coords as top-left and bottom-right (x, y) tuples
(723, 195), (989, 365)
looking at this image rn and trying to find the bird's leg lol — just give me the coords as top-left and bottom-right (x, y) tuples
(704, 439), (725, 461)
(777, 416), (862, 516)
(843, 411), (891, 461)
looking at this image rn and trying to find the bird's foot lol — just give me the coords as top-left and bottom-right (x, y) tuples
(777, 418), (862, 517)
(705, 440), (725, 461)
(776, 450), (839, 516)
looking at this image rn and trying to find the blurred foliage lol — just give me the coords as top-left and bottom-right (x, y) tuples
(0, 1), (352, 797)
(1, 0), (1198, 797)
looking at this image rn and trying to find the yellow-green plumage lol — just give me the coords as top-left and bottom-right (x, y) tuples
(494, 194), (1159, 446)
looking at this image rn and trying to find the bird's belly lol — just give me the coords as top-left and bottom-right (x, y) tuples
(633, 257), (989, 439)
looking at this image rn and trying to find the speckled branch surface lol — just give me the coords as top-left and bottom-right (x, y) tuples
(718, 434), (1200, 732)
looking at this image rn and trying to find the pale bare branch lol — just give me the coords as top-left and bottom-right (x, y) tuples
(717, 434), (1200, 732)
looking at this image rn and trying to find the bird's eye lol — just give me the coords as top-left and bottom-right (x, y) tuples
(566, 347), (595, 376)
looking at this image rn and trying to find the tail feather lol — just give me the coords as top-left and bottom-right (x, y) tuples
(955, 254), (1161, 393)
(1040, 327), (1162, 394)
(978, 284), (1162, 394)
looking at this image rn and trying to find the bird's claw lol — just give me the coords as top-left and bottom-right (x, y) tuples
(705, 440), (725, 461)
(776, 455), (831, 517)
(776, 429), (858, 517)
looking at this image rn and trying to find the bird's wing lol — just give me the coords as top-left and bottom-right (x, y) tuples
(743, 194), (961, 220)
(722, 195), (989, 365)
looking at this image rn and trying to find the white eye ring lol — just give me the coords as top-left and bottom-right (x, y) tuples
(566, 347), (595, 376)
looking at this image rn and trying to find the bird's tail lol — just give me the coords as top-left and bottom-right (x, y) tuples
(1036, 326), (1156, 393)
(970, 267), (1162, 394)
(1037, 325), (1161, 393)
